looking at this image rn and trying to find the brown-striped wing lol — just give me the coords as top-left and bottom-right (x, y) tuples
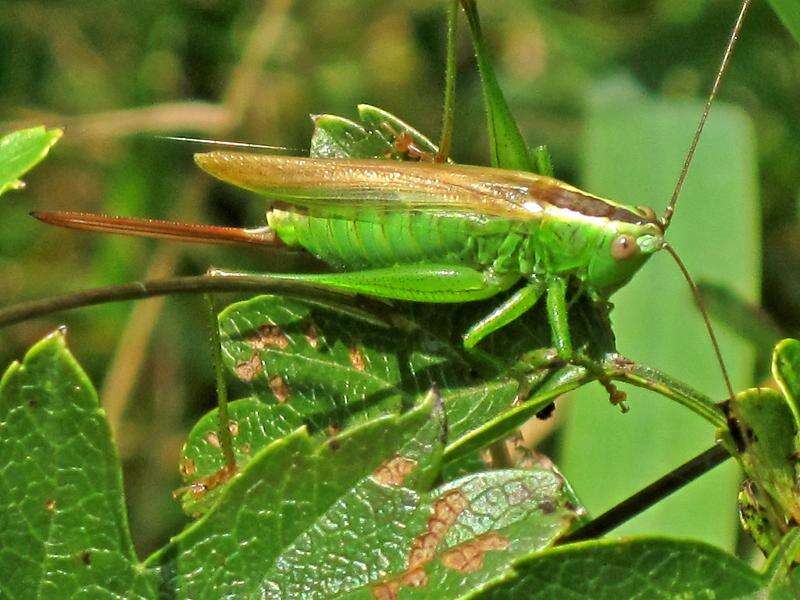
(194, 153), (551, 222)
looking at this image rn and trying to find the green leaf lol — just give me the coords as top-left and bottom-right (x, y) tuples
(460, 1), (534, 171)
(217, 293), (615, 467)
(768, 0), (800, 45)
(763, 529), (800, 598)
(562, 87), (759, 549)
(725, 387), (800, 524)
(0, 126), (62, 197)
(357, 104), (439, 155)
(340, 470), (579, 600)
(0, 330), (157, 598)
(176, 397), (304, 516)
(148, 397), (580, 598)
(310, 104), (439, 161)
(727, 341), (800, 556)
(772, 338), (800, 430)
(476, 537), (764, 599)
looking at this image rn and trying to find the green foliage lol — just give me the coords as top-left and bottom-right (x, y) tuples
(561, 85), (759, 548)
(459, 0), (533, 172)
(0, 331), (157, 598)
(2, 0), (800, 596)
(479, 537), (766, 598)
(726, 340), (800, 556)
(768, 0), (800, 44)
(0, 126), (61, 197)
(7, 331), (800, 598)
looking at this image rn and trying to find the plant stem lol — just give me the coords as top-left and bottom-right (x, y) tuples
(0, 274), (368, 328)
(559, 444), (731, 543)
(205, 294), (236, 470)
(436, 0), (459, 162)
(488, 439), (514, 469)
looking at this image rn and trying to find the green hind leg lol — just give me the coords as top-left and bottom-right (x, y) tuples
(209, 264), (516, 303)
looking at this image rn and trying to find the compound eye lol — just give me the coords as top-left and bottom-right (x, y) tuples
(611, 235), (639, 260)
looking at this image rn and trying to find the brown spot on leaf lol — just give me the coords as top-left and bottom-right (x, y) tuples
(440, 533), (509, 573)
(172, 463), (237, 500)
(372, 455), (418, 487)
(372, 581), (399, 600)
(409, 489), (468, 568)
(79, 550), (92, 566)
(45, 499), (56, 512)
(241, 443), (252, 455)
(373, 489), (469, 597)
(235, 354), (263, 381)
(247, 324), (289, 350)
(304, 322), (320, 348)
(326, 424), (342, 451)
(228, 420), (239, 436)
(349, 346), (366, 371)
(269, 375), (290, 403)
(538, 499), (557, 514)
(179, 458), (197, 477)
(206, 431), (220, 448)
(401, 567), (428, 588)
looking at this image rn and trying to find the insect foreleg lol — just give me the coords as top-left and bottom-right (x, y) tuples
(210, 264), (516, 303)
(545, 276), (573, 361)
(462, 278), (546, 349)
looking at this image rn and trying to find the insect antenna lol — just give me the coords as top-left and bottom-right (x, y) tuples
(154, 135), (305, 153)
(661, 0), (752, 230)
(663, 242), (735, 404)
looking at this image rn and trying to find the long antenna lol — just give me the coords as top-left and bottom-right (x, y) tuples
(664, 243), (735, 402)
(155, 135), (304, 153)
(661, 0), (752, 230)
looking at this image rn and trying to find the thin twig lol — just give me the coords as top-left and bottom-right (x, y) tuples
(205, 295), (236, 470)
(436, 0), (459, 162)
(0, 274), (355, 328)
(560, 444), (731, 543)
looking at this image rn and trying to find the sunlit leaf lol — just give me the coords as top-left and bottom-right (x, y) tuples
(0, 331), (157, 598)
(0, 127), (61, 197)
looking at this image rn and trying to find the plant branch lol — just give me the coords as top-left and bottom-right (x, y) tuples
(205, 295), (237, 470)
(559, 444), (731, 543)
(0, 274), (361, 328)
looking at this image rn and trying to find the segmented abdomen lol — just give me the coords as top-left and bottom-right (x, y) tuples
(268, 209), (523, 273)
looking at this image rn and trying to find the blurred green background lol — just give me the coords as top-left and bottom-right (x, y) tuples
(1, 0), (798, 560)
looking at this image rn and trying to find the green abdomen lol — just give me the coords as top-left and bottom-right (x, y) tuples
(269, 209), (523, 273)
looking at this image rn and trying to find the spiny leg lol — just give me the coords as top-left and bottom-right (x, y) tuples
(544, 279), (629, 410)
